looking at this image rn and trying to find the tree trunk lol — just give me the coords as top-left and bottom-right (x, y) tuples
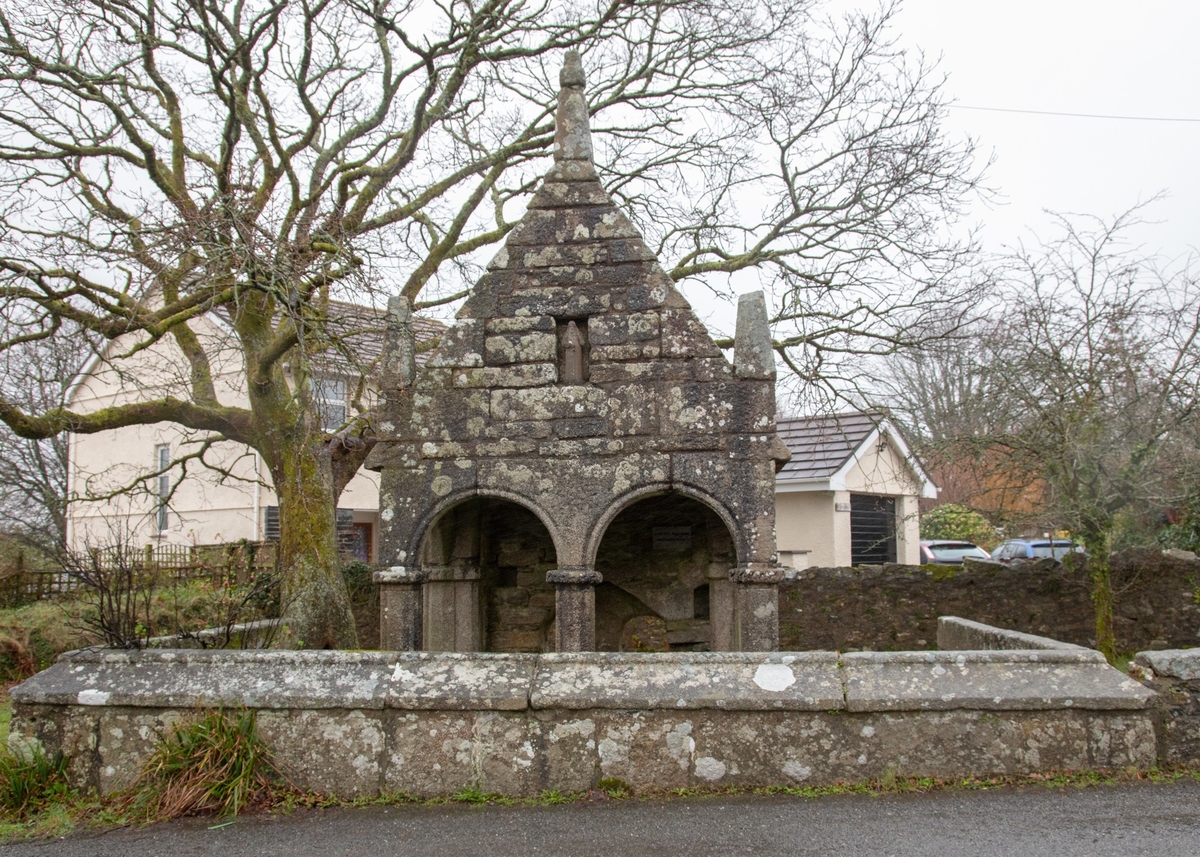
(1081, 530), (1115, 663)
(270, 437), (359, 650)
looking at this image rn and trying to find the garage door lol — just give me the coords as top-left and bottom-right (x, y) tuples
(850, 494), (896, 565)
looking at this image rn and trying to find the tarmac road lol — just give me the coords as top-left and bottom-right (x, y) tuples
(2, 779), (1198, 857)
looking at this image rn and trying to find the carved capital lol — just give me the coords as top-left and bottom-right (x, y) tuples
(546, 568), (603, 586)
(728, 565), (785, 585)
(373, 566), (430, 585)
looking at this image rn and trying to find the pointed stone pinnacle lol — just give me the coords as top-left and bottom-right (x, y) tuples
(555, 50), (593, 164)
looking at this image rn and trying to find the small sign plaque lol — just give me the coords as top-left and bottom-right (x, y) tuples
(835, 502), (851, 512)
(653, 526), (692, 551)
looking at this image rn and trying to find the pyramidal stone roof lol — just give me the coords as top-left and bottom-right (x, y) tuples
(425, 49), (738, 385)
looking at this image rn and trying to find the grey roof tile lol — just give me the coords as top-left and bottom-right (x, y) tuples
(776, 411), (880, 481)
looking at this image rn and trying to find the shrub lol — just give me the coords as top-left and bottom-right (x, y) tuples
(128, 709), (284, 820)
(0, 741), (72, 819)
(920, 504), (996, 549)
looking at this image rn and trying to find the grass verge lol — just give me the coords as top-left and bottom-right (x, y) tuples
(2, 760), (1197, 843)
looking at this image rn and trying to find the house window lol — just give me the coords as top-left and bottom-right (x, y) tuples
(311, 377), (347, 431)
(155, 444), (170, 532)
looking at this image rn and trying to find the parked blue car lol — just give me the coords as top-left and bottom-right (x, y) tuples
(991, 539), (1084, 562)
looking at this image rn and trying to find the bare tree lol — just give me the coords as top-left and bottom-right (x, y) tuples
(0, 0), (985, 646)
(0, 333), (93, 552)
(885, 209), (1200, 659)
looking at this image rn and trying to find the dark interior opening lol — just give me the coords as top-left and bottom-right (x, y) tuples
(593, 493), (734, 651)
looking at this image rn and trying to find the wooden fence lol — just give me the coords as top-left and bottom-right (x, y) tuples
(0, 542), (278, 609)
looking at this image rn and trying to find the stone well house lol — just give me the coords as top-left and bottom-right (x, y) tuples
(775, 412), (936, 569)
(64, 302), (441, 561)
(365, 52), (791, 654)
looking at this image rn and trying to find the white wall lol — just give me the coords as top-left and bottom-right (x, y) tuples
(66, 315), (379, 554)
(775, 430), (927, 567)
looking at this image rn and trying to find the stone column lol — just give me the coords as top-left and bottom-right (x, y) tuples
(707, 564), (736, 652)
(547, 568), (601, 652)
(374, 566), (429, 651)
(730, 565), (785, 652)
(422, 564), (482, 652)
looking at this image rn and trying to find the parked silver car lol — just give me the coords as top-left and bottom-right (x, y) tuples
(919, 540), (992, 565)
(991, 539), (1084, 562)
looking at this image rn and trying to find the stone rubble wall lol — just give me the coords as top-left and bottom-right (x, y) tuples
(781, 548), (1200, 653)
(12, 646), (1155, 797)
(1133, 649), (1200, 765)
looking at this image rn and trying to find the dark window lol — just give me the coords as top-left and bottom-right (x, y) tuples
(693, 584), (710, 620)
(311, 376), (347, 431)
(850, 494), (896, 565)
(155, 444), (170, 532)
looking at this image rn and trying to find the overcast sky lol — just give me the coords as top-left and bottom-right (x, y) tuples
(894, 0), (1200, 262)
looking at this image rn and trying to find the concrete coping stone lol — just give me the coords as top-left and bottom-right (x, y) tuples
(530, 652), (843, 711)
(842, 650), (1155, 712)
(11, 648), (1155, 715)
(937, 616), (1092, 652)
(1134, 649), (1200, 681)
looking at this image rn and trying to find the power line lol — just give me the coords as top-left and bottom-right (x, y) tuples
(950, 104), (1200, 123)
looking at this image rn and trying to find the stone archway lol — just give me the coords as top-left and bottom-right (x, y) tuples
(592, 492), (737, 651)
(417, 496), (558, 653)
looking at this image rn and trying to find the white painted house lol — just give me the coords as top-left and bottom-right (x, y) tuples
(774, 412), (937, 569)
(65, 303), (441, 562)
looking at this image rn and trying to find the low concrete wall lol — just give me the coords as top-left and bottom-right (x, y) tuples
(11, 646), (1155, 797)
(1134, 649), (1200, 765)
(937, 616), (1092, 652)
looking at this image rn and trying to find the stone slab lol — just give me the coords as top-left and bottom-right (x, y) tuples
(842, 650), (1155, 712)
(384, 653), (538, 711)
(1135, 649), (1200, 681)
(11, 650), (396, 710)
(530, 652), (843, 711)
(937, 616), (1092, 652)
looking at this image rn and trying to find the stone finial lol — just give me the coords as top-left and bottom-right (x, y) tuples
(555, 50), (593, 163)
(560, 49), (586, 88)
(733, 290), (775, 380)
(381, 294), (416, 390)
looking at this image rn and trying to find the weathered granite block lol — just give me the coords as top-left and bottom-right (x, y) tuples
(531, 652), (843, 711)
(842, 650), (1155, 712)
(484, 331), (557, 365)
(451, 364), (558, 388)
(258, 709), (387, 795)
(490, 386), (606, 422)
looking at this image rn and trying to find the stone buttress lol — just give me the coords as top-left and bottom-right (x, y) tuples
(367, 51), (790, 653)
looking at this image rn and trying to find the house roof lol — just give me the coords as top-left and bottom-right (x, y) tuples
(313, 300), (444, 371)
(65, 299), (445, 408)
(776, 411), (937, 499)
(776, 411), (882, 480)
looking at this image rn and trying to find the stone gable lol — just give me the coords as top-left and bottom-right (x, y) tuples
(369, 51), (788, 654)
